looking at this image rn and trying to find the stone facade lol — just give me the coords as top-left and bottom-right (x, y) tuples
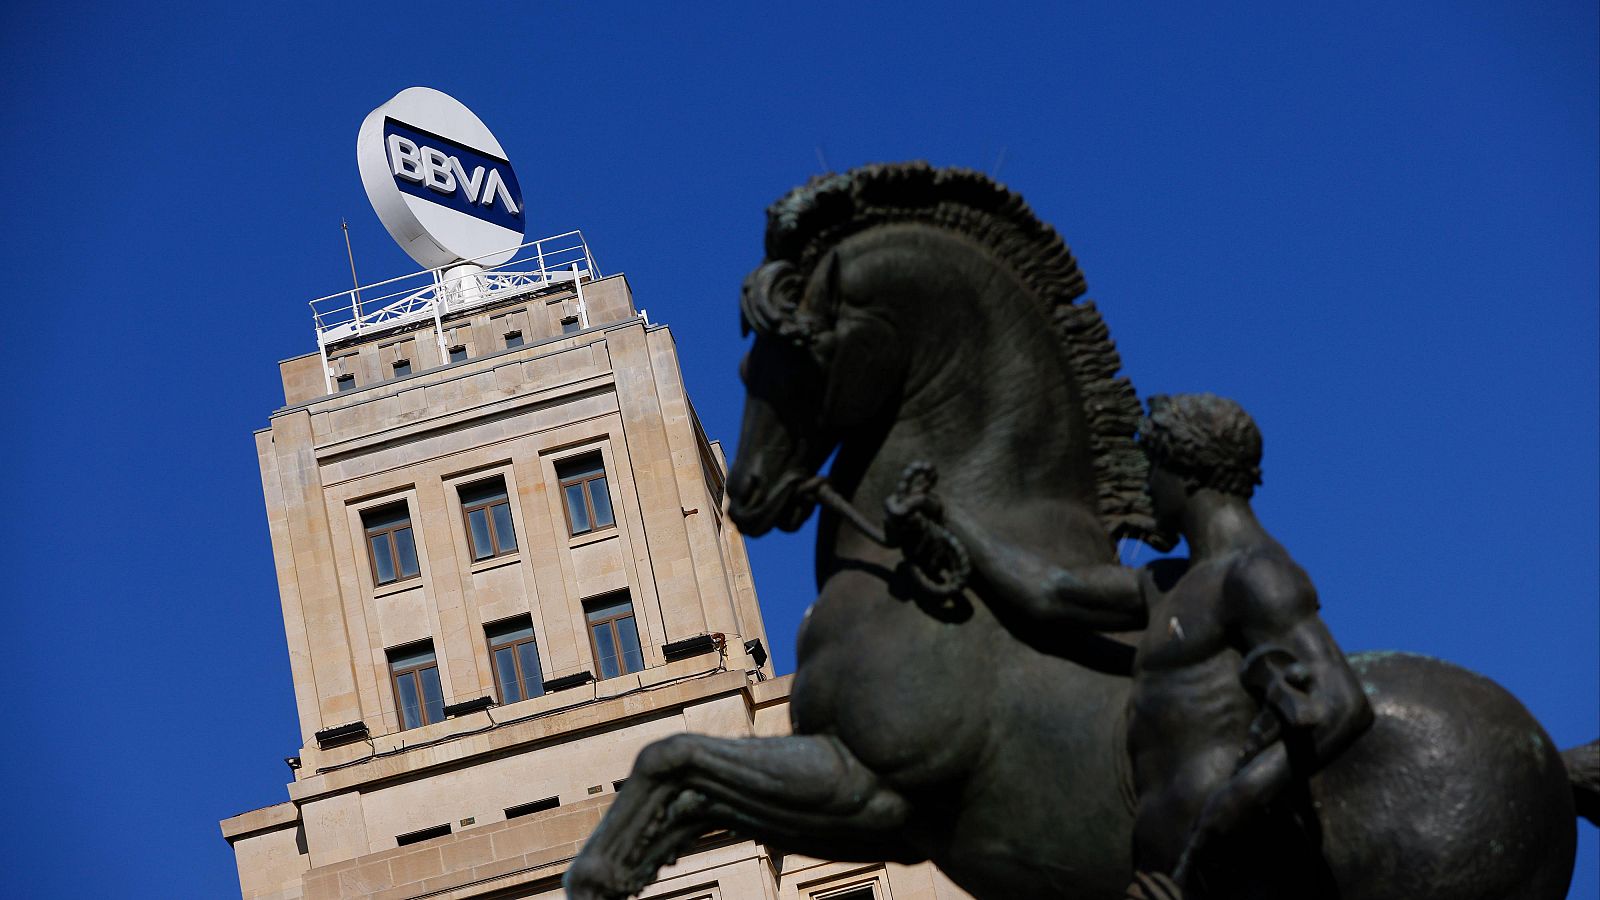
(222, 271), (971, 900)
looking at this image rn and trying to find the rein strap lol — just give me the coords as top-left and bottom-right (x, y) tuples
(800, 473), (971, 598)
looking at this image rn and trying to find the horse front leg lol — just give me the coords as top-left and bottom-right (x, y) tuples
(564, 733), (916, 900)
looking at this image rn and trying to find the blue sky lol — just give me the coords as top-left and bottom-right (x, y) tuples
(1, 2), (1593, 896)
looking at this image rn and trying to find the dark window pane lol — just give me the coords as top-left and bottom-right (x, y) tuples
(393, 360), (411, 377)
(396, 672), (422, 729)
(494, 646), (520, 703)
(467, 508), (493, 560)
(558, 457), (604, 480)
(504, 797), (558, 819)
(420, 666), (444, 725)
(370, 535), (396, 584)
(491, 503), (517, 552)
(562, 318), (580, 334)
(565, 484), (591, 533)
(505, 332), (523, 348)
(616, 615), (644, 674)
(389, 645), (436, 669)
(459, 479), (507, 506)
(449, 346), (468, 363)
(517, 641), (544, 697)
(365, 504), (410, 530)
(588, 477), (614, 527)
(488, 621), (534, 643)
(394, 527), (419, 577)
(592, 623), (619, 680)
(336, 375), (356, 392)
(585, 596), (632, 621)
(396, 823), (451, 846)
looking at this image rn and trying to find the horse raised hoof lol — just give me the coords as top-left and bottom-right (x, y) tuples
(1125, 870), (1185, 900)
(562, 854), (638, 900)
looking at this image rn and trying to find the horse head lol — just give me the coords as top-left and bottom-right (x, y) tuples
(728, 246), (908, 535)
(728, 163), (1155, 547)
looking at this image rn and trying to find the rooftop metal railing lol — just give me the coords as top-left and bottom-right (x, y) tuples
(308, 230), (599, 394)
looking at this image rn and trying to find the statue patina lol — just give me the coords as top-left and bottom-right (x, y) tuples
(564, 163), (1593, 900)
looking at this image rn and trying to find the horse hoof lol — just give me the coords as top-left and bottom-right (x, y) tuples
(562, 880), (621, 900)
(562, 862), (630, 900)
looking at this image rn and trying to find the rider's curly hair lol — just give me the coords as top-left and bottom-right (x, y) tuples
(1140, 394), (1263, 499)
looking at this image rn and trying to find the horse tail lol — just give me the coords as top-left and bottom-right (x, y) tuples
(1563, 738), (1600, 825)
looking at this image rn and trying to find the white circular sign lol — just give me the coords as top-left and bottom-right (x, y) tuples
(357, 87), (526, 269)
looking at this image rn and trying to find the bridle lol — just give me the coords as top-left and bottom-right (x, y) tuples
(797, 462), (971, 598)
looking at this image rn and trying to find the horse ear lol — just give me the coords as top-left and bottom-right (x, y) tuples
(741, 260), (802, 340)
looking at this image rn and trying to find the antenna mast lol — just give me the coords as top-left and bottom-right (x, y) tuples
(342, 218), (363, 322)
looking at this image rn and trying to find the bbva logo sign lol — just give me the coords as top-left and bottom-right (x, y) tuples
(387, 132), (520, 216)
(358, 88), (528, 270)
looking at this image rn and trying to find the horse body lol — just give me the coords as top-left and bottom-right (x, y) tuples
(564, 165), (1579, 900)
(767, 221), (1144, 894)
(791, 562), (1139, 897)
(1310, 653), (1576, 900)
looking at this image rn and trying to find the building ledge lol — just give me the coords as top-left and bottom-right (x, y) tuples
(221, 671), (789, 857)
(220, 799), (299, 843)
(748, 673), (794, 709)
(313, 374), (618, 471)
(288, 668), (760, 803)
(272, 311), (647, 420)
(298, 795), (764, 900)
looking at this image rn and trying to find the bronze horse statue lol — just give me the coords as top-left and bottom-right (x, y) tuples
(565, 164), (1587, 899)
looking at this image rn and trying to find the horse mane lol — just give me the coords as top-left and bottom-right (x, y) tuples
(763, 161), (1155, 541)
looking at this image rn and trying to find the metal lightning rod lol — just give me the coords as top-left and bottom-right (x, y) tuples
(342, 218), (363, 322)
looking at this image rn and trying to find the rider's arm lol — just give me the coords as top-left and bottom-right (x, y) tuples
(1228, 555), (1373, 767)
(939, 502), (1147, 631)
(1178, 554), (1371, 868)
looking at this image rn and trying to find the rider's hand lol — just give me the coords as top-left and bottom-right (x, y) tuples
(884, 486), (942, 549)
(883, 494), (923, 546)
(885, 462), (944, 522)
(884, 489), (940, 521)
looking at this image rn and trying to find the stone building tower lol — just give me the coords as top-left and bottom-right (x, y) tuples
(219, 236), (968, 900)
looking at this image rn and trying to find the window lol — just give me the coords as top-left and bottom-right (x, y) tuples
(396, 823), (451, 846)
(561, 315), (581, 334)
(814, 886), (877, 900)
(448, 345), (468, 363)
(504, 330), (523, 348)
(335, 374), (356, 392)
(389, 642), (444, 729)
(557, 455), (615, 535)
(459, 477), (517, 560)
(363, 501), (419, 585)
(585, 592), (644, 679)
(505, 797), (558, 819)
(486, 617), (544, 704)
(392, 359), (411, 378)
